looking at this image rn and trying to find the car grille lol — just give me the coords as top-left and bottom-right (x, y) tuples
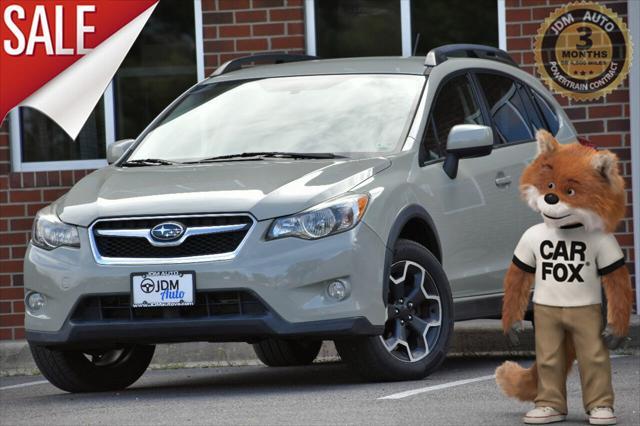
(71, 291), (268, 322)
(90, 215), (254, 263)
(95, 231), (247, 258)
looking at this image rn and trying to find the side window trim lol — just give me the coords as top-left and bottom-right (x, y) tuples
(514, 82), (547, 135)
(530, 88), (561, 135)
(470, 72), (504, 145)
(514, 83), (537, 137)
(527, 87), (553, 131)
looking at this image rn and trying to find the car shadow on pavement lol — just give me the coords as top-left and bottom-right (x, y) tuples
(31, 355), (535, 401)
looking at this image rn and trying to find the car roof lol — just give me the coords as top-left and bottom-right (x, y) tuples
(205, 56), (428, 83)
(203, 55), (555, 103)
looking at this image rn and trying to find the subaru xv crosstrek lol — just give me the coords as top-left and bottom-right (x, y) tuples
(24, 45), (577, 392)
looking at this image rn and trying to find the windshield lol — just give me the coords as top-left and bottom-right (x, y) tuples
(127, 74), (425, 163)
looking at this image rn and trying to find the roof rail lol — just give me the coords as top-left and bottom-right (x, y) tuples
(424, 44), (517, 68)
(211, 53), (318, 76)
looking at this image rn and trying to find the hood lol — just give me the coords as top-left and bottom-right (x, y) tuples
(57, 157), (391, 226)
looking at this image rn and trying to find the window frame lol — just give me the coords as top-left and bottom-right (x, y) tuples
(10, 0), (205, 173)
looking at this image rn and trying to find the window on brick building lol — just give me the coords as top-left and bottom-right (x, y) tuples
(410, 0), (499, 55)
(308, 0), (501, 59)
(314, 0), (403, 58)
(20, 104), (106, 163)
(12, 0), (202, 172)
(114, 0), (198, 139)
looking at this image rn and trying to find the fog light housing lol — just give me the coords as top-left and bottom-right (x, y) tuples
(327, 280), (349, 301)
(26, 292), (46, 312)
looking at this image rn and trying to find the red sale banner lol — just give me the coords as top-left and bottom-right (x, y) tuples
(0, 0), (158, 138)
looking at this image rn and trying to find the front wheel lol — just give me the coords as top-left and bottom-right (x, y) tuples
(335, 239), (454, 381)
(29, 344), (155, 393)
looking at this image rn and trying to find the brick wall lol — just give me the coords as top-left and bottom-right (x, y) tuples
(201, 0), (305, 74)
(0, 118), (94, 339)
(0, 0), (306, 340)
(505, 0), (635, 297)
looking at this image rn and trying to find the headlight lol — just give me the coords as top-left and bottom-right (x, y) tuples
(267, 194), (369, 240)
(31, 209), (80, 250)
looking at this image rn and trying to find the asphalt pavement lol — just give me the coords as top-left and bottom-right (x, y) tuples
(1, 355), (639, 426)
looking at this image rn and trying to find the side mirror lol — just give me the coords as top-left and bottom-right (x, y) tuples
(107, 139), (135, 164)
(443, 124), (493, 179)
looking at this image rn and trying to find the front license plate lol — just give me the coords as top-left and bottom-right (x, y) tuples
(131, 271), (195, 307)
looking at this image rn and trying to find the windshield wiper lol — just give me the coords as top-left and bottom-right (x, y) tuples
(121, 158), (181, 167)
(186, 152), (346, 163)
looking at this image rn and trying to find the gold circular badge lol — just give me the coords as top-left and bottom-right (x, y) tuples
(534, 1), (633, 101)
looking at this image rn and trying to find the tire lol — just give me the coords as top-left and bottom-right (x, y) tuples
(29, 344), (155, 393)
(335, 239), (454, 381)
(252, 338), (322, 367)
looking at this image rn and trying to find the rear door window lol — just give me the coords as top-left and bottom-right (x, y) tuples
(476, 73), (539, 144)
(422, 74), (484, 162)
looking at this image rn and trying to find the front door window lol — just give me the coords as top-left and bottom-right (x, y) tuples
(422, 74), (485, 163)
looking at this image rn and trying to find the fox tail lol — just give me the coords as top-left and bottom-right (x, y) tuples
(495, 361), (538, 401)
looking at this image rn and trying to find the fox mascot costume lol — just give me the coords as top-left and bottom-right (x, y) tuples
(496, 130), (633, 425)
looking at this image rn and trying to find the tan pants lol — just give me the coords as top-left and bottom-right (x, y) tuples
(534, 303), (613, 413)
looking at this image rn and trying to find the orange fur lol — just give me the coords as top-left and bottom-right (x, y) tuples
(602, 266), (634, 336)
(501, 263), (534, 333)
(496, 361), (538, 401)
(497, 130), (632, 403)
(520, 130), (625, 233)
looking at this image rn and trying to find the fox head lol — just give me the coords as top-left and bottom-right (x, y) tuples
(520, 130), (625, 233)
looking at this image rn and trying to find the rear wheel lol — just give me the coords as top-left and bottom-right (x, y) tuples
(335, 239), (453, 381)
(29, 344), (155, 393)
(252, 338), (322, 367)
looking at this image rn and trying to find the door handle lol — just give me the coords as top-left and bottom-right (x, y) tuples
(495, 174), (512, 187)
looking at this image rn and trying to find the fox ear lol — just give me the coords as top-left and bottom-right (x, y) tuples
(536, 129), (559, 155)
(591, 151), (618, 181)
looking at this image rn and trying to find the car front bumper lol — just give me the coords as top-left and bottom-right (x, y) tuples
(25, 314), (381, 348)
(24, 220), (389, 347)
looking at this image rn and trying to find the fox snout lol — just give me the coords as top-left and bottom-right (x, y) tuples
(543, 193), (559, 205)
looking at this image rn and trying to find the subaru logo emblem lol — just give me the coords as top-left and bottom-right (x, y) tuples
(150, 222), (185, 242)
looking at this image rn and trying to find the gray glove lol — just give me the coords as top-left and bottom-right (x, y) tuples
(507, 321), (524, 346)
(601, 324), (628, 350)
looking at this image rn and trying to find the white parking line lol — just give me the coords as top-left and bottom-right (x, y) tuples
(378, 374), (496, 400)
(0, 380), (49, 391)
(379, 355), (628, 400)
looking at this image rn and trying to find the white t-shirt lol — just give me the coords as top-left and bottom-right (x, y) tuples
(512, 222), (625, 307)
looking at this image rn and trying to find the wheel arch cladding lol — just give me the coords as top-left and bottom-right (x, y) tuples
(388, 205), (442, 262)
(383, 205), (443, 301)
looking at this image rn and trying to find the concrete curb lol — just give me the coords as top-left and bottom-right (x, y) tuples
(2, 316), (638, 376)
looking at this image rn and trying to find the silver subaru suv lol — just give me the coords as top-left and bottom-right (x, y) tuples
(24, 45), (577, 392)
